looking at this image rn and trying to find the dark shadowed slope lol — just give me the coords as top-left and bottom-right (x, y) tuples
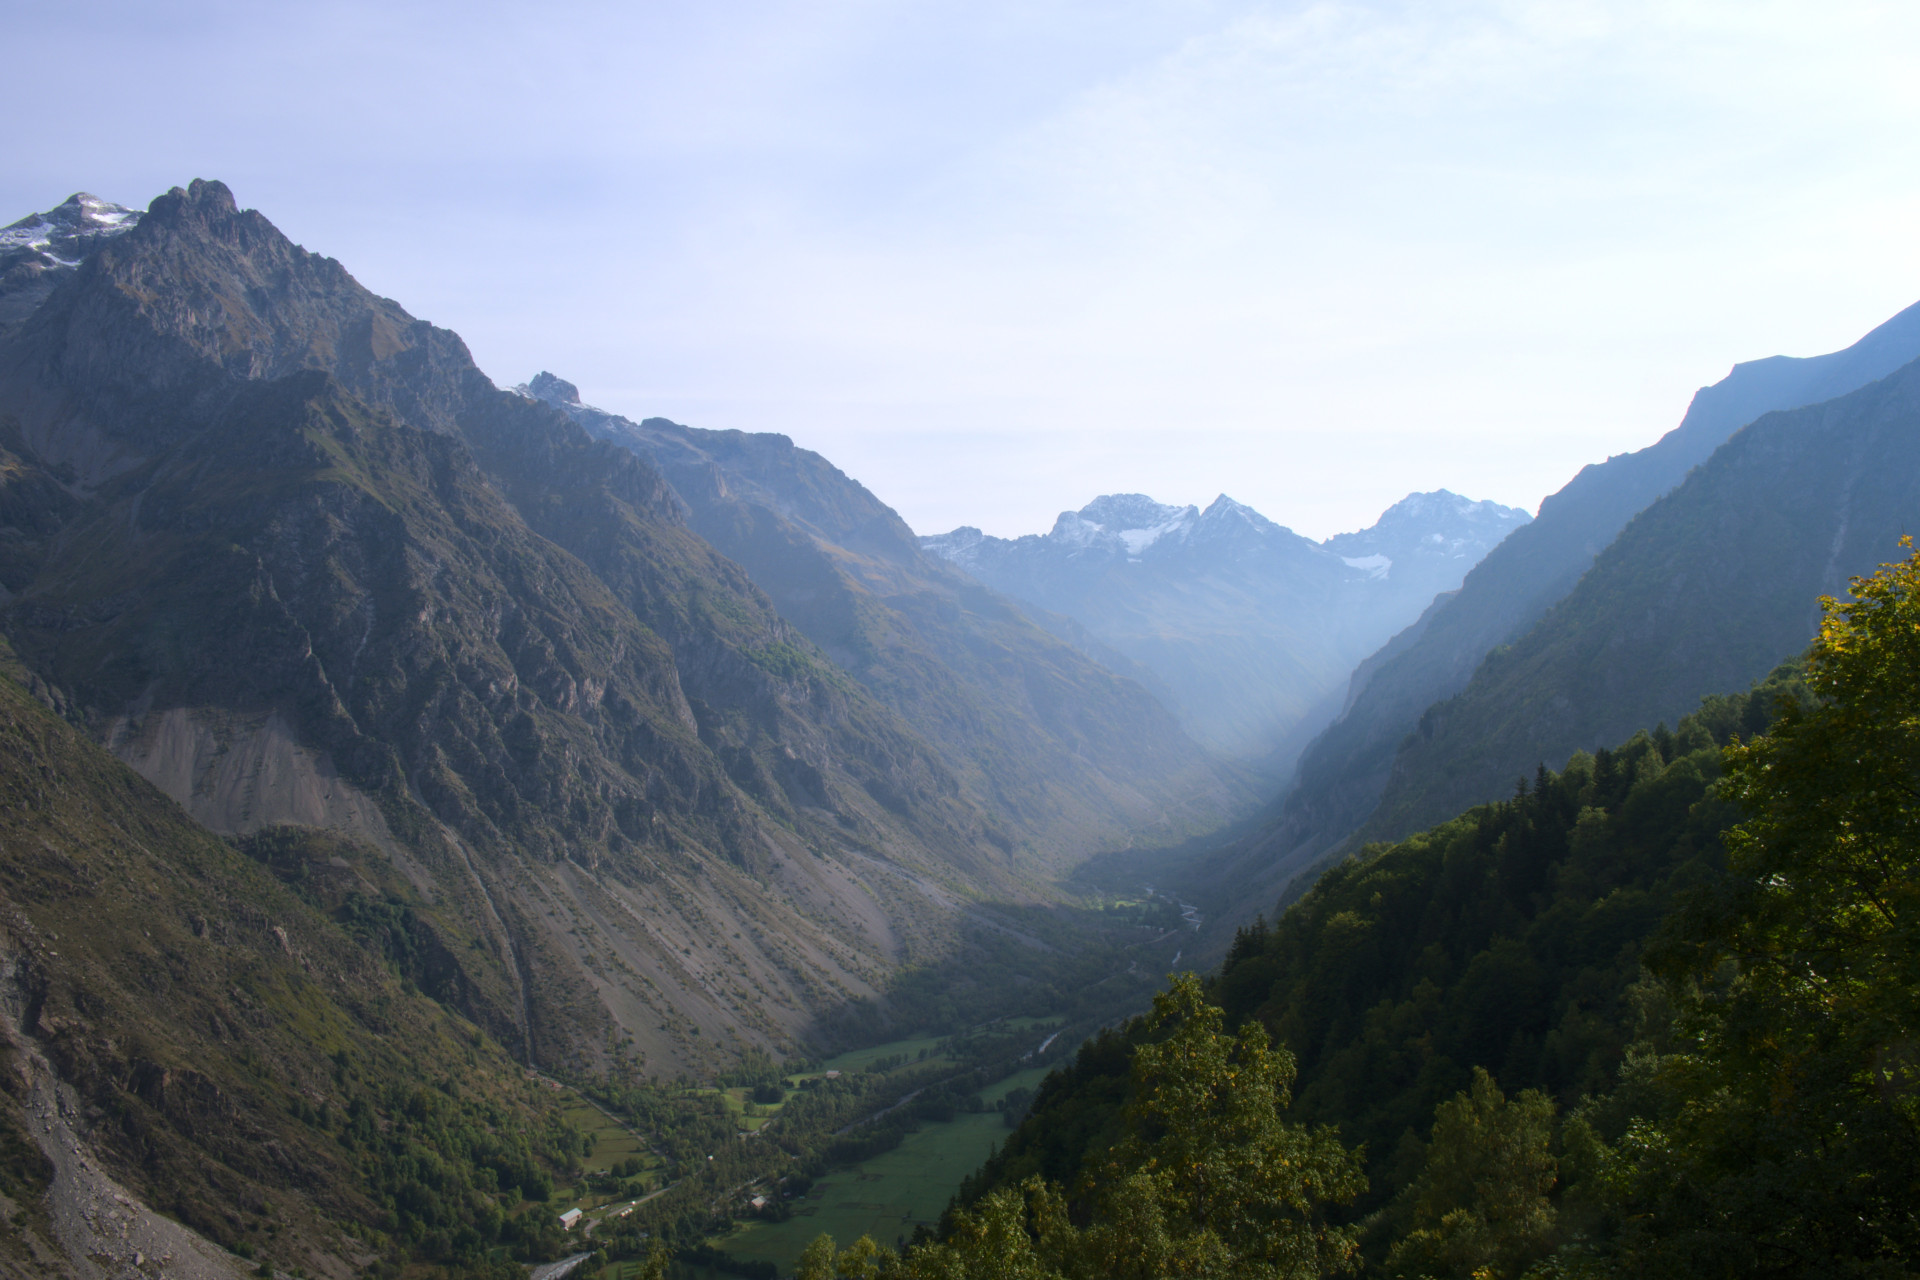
(1257, 297), (1920, 878)
(518, 376), (1251, 865)
(1354, 355), (1920, 843)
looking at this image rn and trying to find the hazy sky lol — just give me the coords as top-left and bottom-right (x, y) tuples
(7, 1), (1919, 539)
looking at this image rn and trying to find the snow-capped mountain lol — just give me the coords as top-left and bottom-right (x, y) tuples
(0, 192), (140, 327)
(929, 493), (1318, 569)
(922, 491), (1529, 770)
(0, 192), (140, 262)
(1322, 490), (1533, 585)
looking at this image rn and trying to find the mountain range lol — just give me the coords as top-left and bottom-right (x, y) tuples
(515, 373), (1245, 860)
(0, 181), (1253, 1089)
(5, 178), (1918, 1278)
(920, 489), (1529, 770)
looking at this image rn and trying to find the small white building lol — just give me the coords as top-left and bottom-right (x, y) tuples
(559, 1208), (584, 1231)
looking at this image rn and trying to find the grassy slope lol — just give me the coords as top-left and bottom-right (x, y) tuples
(0, 653), (584, 1277)
(721, 1066), (1052, 1269)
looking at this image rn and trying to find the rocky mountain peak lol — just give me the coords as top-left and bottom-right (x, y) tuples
(0, 191), (145, 328)
(146, 177), (239, 223)
(1074, 493), (1193, 532)
(526, 370), (581, 404)
(918, 525), (988, 569)
(1194, 494), (1293, 542)
(1321, 489), (1532, 573)
(0, 191), (141, 266)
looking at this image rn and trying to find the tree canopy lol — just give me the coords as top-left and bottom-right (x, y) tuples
(1590, 540), (1920, 1275)
(796, 973), (1366, 1279)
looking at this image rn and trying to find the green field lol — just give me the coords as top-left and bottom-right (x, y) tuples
(565, 1096), (655, 1175)
(682, 1084), (788, 1131)
(810, 1034), (952, 1076)
(720, 1067), (1052, 1270)
(545, 1087), (670, 1226)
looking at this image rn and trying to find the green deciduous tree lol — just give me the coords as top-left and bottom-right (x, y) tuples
(1385, 1068), (1559, 1280)
(1071, 973), (1367, 1280)
(1589, 541), (1920, 1275)
(802, 974), (1366, 1279)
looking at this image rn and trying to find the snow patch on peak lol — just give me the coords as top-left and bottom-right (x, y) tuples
(1341, 554), (1392, 580)
(1077, 493), (1190, 533)
(1, 192), (141, 266)
(1118, 512), (1193, 556)
(1050, 494), (1199, 559)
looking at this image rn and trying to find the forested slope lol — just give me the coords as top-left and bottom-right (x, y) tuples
(965, 668), (1795, 1218)
(873, 547), (1920, 1278)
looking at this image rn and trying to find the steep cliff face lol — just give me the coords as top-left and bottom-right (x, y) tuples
(0, 180), (1098, 1075)
(519, 375), (1250, 865)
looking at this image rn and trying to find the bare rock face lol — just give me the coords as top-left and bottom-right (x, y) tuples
(0, 179), (1170, 1078)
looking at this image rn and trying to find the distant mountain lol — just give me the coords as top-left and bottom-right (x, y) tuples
(1255, 297), (1920, 878)
(920, 490), (1528, 769)
(1353, 353), (1920, 843)
(517, 372), (1247, 865)
(0, 179), (1232, 1082)
(0, 193), (140, 328)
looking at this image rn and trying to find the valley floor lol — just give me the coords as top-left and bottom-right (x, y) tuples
(718, 1065), (1053, 1271)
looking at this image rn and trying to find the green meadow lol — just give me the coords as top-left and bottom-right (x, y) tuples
(720, 1067), (1053, 1271)
(810, 1034), (952, 1076)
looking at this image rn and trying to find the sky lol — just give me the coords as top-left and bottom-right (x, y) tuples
(6, 0), (1920, 540)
